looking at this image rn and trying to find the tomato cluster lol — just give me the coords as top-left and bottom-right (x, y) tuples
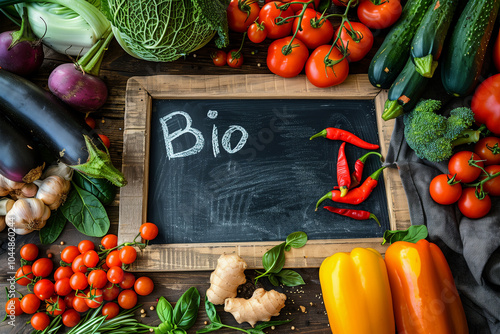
(429, 139), (500, 219)
(8, 222), (159, 331)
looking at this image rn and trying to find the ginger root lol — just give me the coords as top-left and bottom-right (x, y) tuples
(224, 288), (287, 327)
(206, 254), (247, 305)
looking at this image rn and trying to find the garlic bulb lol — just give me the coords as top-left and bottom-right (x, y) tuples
(5, 198), (50, 234)
(10, 183), (38, 200)
(0, 174), (25, 197)
(42, 162), (74, 181)
(35, 175), (71, 210)
(0, 198), (15, 215)
(0, 216), (6, 232)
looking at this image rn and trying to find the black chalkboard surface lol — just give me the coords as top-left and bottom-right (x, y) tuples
(147, 99), (388, 245)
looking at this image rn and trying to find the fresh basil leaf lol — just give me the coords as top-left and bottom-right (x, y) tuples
(276, 270), (305, 287)
(318, 0), (331, 12)
(285, 232), (307, 250)
(157, 296), (174, 324)
(204, 297), (221, 324)
(155, 322), (172, 334)
(72, 171), (117, 206)
(61, 185), (110, 237)
(382, 225), (428, 245)
(196, 323), (224, 333)
(262, 243), (286, 274)
(253, 319), (293, 331)
(173, 287), (201, 330)
(246, 329), (265, 334)
(268, 274), (280, 287)
(173, 329), (187, 334)
(39, 209), (66, 245)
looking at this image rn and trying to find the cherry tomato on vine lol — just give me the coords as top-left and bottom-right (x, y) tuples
(61, 245), (80, 264)
(31, 312), (50, 331)
(20, 294), (40, 314)
(32, 258), (53, 278)
(88, 269), (108, 289)
(119, 272), (136, 290)
(85, 116), (96, 129)
(474, 137), (500, 166)
(227, 0), (260, 33)
(140, 222), (159, 240)
(267, 36), (309, 78)
(357, 0), (402, 30)
(292, 8), (334, 50)
(33, 279), (54, 300)
(282, 0), (320, 12)
(211, 50), (227, 67)
(481, 165), (500, 196)
(134, 276), (154, 296)
(20, 243), (38, 261)
(70, 272), (89, 291)
(83, 250), (100, 268)
(471, 74), (500, 136)
(55, 278), (73, 296)
(98, 134), (111, 149)
(336, 21), (373, 62)
(106, 250), (122, 268)
(78, 240), (95, 254)
(117, 289), (138, 309)
(332, 0), (350, 6)
(227, 50), (244, 68)
(119, 246), (137, 264)
(305, 45), (349, 88)
(5, 298), (23, 316)
(72, 254), (88, 273)
(458, 187), (492, 219)
(62, 309), (81, 328)
(15, 265), (33, 286)
(102, 302), (120, 320)
(103, 281), (120, 301)
(448, 151), (483, 183)
(54, 266), (74, 281)
(247, 22), (267, 44)
(101, 234), (118, 250)
(258, 1), (295, 39)
(429, 174), (463, 205)
(107, 266), (125, 284)
(73, 292), (90, 313)
(64, 293), (76, 309)
(86, 288), (104, 308)
(46, 296), (66, 316)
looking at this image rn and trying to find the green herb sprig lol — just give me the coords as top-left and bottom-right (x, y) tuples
(382, 225), (428, 245)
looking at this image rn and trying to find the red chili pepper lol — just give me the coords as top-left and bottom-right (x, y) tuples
(337, 142), (351, 197)
(323, 206), (380, 226)
(310, 127), (380, 150)
(351, 151), (384, 188)
(316, 166), (386, 209)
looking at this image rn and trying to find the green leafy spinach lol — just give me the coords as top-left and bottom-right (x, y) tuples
(39, 208), (67, 245)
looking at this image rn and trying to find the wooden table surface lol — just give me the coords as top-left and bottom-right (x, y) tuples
(0, 13), (389, 333)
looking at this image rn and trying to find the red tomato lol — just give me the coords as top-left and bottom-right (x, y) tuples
(20, 243), (39, 261)
(98, 134), (111, 149)
(15, 265), (33, 286)
(357, 0), (402, 30)
(32, 258), (53, 278)
(62, 309), (81, 328)
(282, 0), (321, 12)
(227, 50), (244, 68)
(336, 21), (374, 62)
(258, 2), (295, 39)
(458, 187), (492, 219)
(5, 298), (23, 316)
(471, 74), (500, 135)
(448, 151), (484, 183)
(78, 240), (95, 254)
(33, 279), (54, 300)
(494, 29), (500, 72)
(134, 276), (154, 296)
(70, 272), (89, 291)
(31, 312), (50, 331)
(481, 165), (500, 196)
(429, 174), (463, 205)
(20, 294), (41, 314)
(86, 289), (104, 308)
(332, 0), (349, 6)
(248, 22), (268, 44)
(55, 278), (73, 296)
(46, 296), (66, 316)
(107, 266), (124, 284)
(106, 250), (122, 268)
(72, 292), (90, 313)
(267, 36), (309, 78)
(101, 234), (118, 249)
(85, 116), (96, 129)
(140, 222), (159, 240)
(117, 290), (138, 309)
(227, 0), (260, 33)
(61, 245), (80, 264)
(64, 293), (76, 309)
(292, 8), (334, 50)
(305, 45), (349, 88)
(83, 250), (100, 268)
(119, 272), (136, 289)
(103, 281), (121, 301)
(88, 269), (108, 289)
(54, 266), (74, 281)
(119, 246), (137, 264)
(475, 137), (500, 166)
(211, 50), (227, 67)
(72, 254), (88, 273)
(102, 302), (120, 320)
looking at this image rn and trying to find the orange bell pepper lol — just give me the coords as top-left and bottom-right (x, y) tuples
(385, 239), (468, 334)
(319, 247), (395, 334)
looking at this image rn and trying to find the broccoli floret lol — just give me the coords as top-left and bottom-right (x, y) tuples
(403, 100), (480, 162)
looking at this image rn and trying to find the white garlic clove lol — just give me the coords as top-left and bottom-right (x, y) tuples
(0, 198), (15, 215)
(5, 198), (50, 233)
(35, 175), (71, 210)
(42, 162), (74, 181)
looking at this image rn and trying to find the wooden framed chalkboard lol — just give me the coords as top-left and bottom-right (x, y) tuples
(119, 74), (410, 272)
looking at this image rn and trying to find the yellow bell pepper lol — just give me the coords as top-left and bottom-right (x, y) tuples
(319, 247), (395, 334)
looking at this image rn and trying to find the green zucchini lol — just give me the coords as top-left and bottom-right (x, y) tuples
(368, 0), (434, 89)
(382, 57), (430, 121)
(411, 0), (460, 78)
(441, 0), (500, 97)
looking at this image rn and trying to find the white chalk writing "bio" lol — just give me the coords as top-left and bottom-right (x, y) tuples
(160, 110), (249, 159)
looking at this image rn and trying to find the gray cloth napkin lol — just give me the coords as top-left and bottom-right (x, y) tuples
(385, 117), (500, 333)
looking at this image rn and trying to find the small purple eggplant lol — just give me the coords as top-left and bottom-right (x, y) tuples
(0, 9), (44, 76)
